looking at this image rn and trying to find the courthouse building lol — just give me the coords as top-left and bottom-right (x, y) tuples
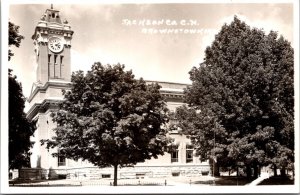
(21, 6), (209, 180)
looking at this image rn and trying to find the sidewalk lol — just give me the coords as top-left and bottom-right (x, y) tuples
(9, 176), (213, 187)
(246, 172), (270, 186)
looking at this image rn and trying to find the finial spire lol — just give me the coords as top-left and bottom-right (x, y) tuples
(51, 4), (53, 9)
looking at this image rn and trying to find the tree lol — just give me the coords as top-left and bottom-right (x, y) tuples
(176, 16), (294, 178)
(43, 63), (171, 186)
(9, 21), (24, 61)
(8, 21), (35, 170)
(175, 105), (229, 176)
(9, 70), (36, 169)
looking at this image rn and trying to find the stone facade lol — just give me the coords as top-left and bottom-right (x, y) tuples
(23, 6), (209, 180)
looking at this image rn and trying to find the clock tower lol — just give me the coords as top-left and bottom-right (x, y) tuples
(31, 6), (73, 84)
(25, 6), (74, 178)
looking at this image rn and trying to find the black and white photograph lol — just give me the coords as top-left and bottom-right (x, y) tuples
(1, 0), (299, 194)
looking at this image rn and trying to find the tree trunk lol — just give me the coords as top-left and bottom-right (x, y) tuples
(246, 165), (252, 178)
(273, 164), (277, 176)
(211, 161), (220, 176)
(216, 164), (220, 176)
(253, 165), (258, 178)
(113, 164), (118, 186)
(280, 168), (286, 177)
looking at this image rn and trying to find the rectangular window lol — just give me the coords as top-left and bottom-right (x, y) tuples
(58, 151), (66, 166)
(60, 55), (64, 65)
(136, 173), (146, 179)
(54, 54), (58, 78)
(169, 112), (179, 132)
(54, 54), (57, 64)
(48, 54), (51, 77)
(60, 55), (64, 78)
(48, 54), (51, 63)
(169, 118), (179, 131)
(172, 172), (180, 177)
(186, 145), (194, 163)
(102, 174), (111, 178)
(58, 156), (66, 166)
(171, 145), (179, 163)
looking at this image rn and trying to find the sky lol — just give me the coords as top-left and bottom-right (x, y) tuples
(7, 3), (294, 101)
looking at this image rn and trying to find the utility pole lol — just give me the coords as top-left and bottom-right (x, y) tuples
(213, 118), (216, 185)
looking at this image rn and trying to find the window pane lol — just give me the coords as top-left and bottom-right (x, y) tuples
(171, 145), (179, 163)
(186, 150), (193, 163)
(171, 151), (178, 163)
(58, 156), (66, 166)
(58, 150), (66, 167)
(186, 145), (194, 163)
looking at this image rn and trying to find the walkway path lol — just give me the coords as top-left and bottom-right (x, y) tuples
(246, 172), (270, 186)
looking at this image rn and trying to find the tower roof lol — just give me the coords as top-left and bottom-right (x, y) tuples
(43, 8), (62, 24)
(32, 5), (73, 40)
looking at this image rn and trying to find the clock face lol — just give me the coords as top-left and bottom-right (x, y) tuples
(48, 37), (63, 53)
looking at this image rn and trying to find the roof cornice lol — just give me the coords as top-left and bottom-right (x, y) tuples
(28, 81), (71, 103)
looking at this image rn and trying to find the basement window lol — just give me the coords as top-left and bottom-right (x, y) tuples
(136, 173), (146, 179)
(102, 174), (111, 178)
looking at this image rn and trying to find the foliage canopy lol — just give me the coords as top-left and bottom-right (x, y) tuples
(9, 21), (24, 61)
(9, 70), (36, 169)
(43, 63), (171, 185)
(176, 16), (294, 177)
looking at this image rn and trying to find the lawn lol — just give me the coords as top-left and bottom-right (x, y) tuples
(9, 178), (168, 187)
(258, 176), (294, 185)
(14, 175), (290, 187)
(192, 176), (256, 186)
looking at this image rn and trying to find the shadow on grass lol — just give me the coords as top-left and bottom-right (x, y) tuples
(10, 180), (47, 185)
(10, 179), (165, 187)
(193, 176), (256, 186)
(9, 179), (79, 187)
(10, 184), (80, 187)
(118, 183), (165, 186)
(258, 176), (294, 185)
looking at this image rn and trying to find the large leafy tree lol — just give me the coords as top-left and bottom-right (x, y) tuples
(176, 16), (294, 178)
(43, 63), (170, 186)
(9, 21), (24, 61)
(8, 21), (36, 170)
(9, 70), (36, 169)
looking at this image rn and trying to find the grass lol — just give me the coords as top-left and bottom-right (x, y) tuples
(9, 178), (167, 187)
(9, 179), (81, 187)
(258, 176), (294, 185)
(10, 179), (46, 184)
(215, 176), (255, 185)
(13, 175), (280, 187)
(192, 176), (256, 186)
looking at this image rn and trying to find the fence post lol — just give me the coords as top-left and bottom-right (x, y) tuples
(165, 179), (167, 186)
